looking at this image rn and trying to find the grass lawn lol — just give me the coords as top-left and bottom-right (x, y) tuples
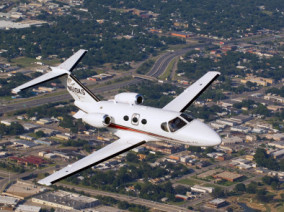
(11, 57), (61, 68)
(177, 178), (200, 186)
(11, 57), (37, 68)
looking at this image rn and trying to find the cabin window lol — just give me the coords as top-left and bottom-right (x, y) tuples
(180, 113), (193, 122)
(141, 119), (147, 125)
(124, 115), (129, 121)
(161, 122), (169, 132)
(168, 117), (186, 132)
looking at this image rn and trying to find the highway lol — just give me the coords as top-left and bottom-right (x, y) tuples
(0, 44), (206, 114)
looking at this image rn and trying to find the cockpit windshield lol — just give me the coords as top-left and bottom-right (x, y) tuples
(180, 113), (193, 122)
(168, 117), (186, 132)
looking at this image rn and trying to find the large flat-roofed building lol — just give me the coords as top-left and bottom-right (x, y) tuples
(0, 195), (19, 206)
(32, 190), (100, 210)
(206, 198), (227, 208)
(268, 141), (284, 149)
(191, 185), (214, 193)
(22, 123), (40, 131)
(15, 205), (41, 212)
(241, 76), (274, 86)
(214, 171), (244, 182)
(266, 133), (284, 141)
(11, 139), (37, 148)
(1, 119), (15, 126)
(221, 136), (243, 146)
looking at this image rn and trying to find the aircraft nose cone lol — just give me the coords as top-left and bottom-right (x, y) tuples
(189, 119), (221, 146)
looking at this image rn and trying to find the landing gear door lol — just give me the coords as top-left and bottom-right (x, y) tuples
(131, 113), (140, 126)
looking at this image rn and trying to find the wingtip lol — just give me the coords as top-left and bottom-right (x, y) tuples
(38, 179), (52, 186)
(12, 88), (20, 94)
(209, 71), (221, 76)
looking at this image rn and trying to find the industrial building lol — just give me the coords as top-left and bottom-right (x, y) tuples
(32, 190), (100, 210)
(15, 205), (41, 212)
(206, 198), (227, 208)
(191, 185), (214, 193)
(214, 171), (244, 182)
(0, 195), (19, 207)
(11, 139), (37, 148)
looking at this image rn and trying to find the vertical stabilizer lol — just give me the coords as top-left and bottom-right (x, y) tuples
(66, 75), (100, 102)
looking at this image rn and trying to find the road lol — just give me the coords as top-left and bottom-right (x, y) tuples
(0, 44), (207, 114)
(58, 183), (193, 212)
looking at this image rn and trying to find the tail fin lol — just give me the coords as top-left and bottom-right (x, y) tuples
(12, 49), (100, 103)
(65, 74), (100, 102)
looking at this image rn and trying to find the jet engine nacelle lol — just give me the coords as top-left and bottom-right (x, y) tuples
(82, 113), (111, 128)
(114, 92), (144, 105)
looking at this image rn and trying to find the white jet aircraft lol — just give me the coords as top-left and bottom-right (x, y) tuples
(13, 49), (221, 186)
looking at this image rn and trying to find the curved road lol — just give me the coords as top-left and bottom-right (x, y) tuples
(0, 44), (206, 114)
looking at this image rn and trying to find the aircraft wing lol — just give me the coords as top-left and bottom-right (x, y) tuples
(163, 71), (220, 112)
(38, 135), (146, 186)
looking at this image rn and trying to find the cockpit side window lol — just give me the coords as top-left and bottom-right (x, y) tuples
(181, 113), (193, 122)
(168, 117), (186, 132)
(161, 122), (169, 132)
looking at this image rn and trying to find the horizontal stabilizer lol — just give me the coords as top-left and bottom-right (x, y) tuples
(73, 110), (87, 119)
(12, 49), (87, 94)
(12, 70), (68, 94)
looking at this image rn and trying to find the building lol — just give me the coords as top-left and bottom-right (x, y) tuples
(264, 94), (284, 103)
(191, 185), (214, 193)
(19, 135), (34, 141)
(133, 146), (145, 153)
(34, 128), (59, 136)
(175, 194), (189, 200)
(32, 190), (100, 210)
(271, 149), (284, 159)
(15, 205), (41, 212)
(231, 126), (251, 133)
(0, 195), (19, 206)
(221, 136), (243, 145)
(22, 123), (39, 131)
(36, 118), (53, 125)
(9, 156), (46, 167)
(206, 199), (227, 208)
(1, 119), (15, 126)
(216, 119), (237, 127)
(56, 134), (72, 140)
(34, 139), (52, 146)
(268, 141), (284, 149)
(241, 76), (274, 86)
(266, 133), (284, 141)
(230, 115), (252, 124)
(170, 32), (191, 38)
(214, 171), (244, 182)
(11, 139), (37, 148)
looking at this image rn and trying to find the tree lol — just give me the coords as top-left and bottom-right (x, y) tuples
(234, 183), (246, 193)
(247, 182), (257, 194)
(35, 130), (46, 138)
(188, 146), (201, 153)
(126, 152), (139, 163)
(254, 148), (279, 171)
(212, 187), (225, 198)
(175, 185), (188, 195)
